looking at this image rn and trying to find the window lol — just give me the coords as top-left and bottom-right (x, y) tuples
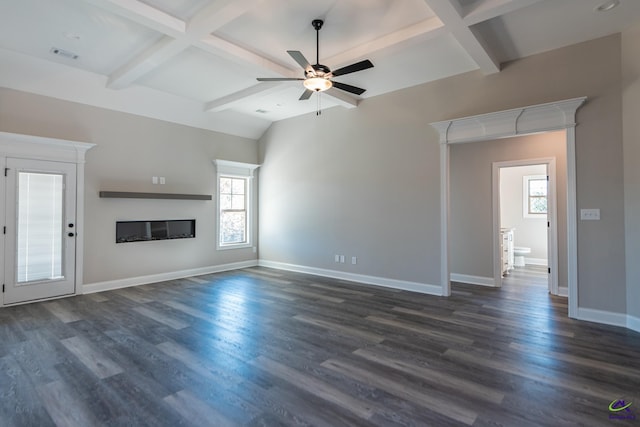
(523, 174), (547, 218)
(214, 160), (259, 250)
(219, 176), (247, 245)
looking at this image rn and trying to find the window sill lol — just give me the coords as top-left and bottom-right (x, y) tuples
(217, 243), (252, 251)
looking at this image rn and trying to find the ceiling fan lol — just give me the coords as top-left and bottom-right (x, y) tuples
(256, 19), (374, 101)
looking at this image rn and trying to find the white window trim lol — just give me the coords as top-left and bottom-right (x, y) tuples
(213, 159), (259, 251)
(523, 174), (548, 218)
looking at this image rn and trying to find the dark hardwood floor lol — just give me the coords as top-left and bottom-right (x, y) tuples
(1, 266), (639, 426)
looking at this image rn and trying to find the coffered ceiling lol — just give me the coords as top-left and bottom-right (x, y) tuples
(1, 0), (639, 139)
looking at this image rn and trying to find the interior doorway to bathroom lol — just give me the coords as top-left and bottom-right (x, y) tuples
(494, 158), (558, 295)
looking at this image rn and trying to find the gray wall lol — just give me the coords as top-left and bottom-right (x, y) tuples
(500, 164), (548, 263)
(450, 132), (566, 281)
(0, 88), (259, 285)
(623, 24), (640, 322)
(259, 34), (627, 313)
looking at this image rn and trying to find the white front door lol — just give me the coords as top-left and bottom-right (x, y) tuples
(3, 158), (77, 305)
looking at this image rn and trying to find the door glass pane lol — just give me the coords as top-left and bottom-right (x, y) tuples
(16, 172), (64, 283)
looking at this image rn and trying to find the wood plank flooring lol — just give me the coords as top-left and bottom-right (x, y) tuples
(1, 266), (640, 426)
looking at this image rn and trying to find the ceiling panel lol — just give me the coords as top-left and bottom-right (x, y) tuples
(0, 0), (162, 75)
(332, 33), (478, 98)
(474, 0), (640, 63)
(229, 84), (343, 120)
(137, 47), (259, 102)
(215, 0), (435, 68)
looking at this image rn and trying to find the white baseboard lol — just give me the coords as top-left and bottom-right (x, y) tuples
(557, 286), (568, 297)
(524, 257), (548, 266)
(450, 273), (496, 287)
(83, 260), (258, 294)
(259, 259), (443, 296)
(628, 315), (640, 334)
(575, 307), (628, 329)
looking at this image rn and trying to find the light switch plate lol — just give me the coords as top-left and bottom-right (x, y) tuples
(580, 208), (600, 220)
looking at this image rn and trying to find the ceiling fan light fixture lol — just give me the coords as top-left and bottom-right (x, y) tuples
(303, 77), (332, 92)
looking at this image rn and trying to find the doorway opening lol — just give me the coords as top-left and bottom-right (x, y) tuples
(495, 160), (557, 295)
(431, 96), (586, 318)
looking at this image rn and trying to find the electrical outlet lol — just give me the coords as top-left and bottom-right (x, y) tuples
(152, 176), (158, 184)
(340, 255), (345, 263)
(580, 208), (600, 220)
(159, 177), (166, 185)
(335, 254), (340, 263)
(351, 256), (357, 265)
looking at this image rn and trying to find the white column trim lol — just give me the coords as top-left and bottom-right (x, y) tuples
(430, 97), (586, 317)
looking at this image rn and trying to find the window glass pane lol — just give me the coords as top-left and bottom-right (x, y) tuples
(220, 195), (232, 210)
(220, 177), (232, 194)
(231, 195), (245, 210)
(221, 211), (246, 244)
(231, 178), (245, 195)
(530, 197), (547, 214)
(529, 179), (547, 196)
(17, 172), (64, 283)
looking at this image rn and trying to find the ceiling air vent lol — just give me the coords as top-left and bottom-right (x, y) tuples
(50, 47), (79, 60)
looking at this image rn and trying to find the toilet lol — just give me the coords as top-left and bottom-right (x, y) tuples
(513, 247), (531, 267)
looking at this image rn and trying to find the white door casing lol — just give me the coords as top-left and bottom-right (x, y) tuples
(0, 132), (94, 306)
(430, 97), (586, 318)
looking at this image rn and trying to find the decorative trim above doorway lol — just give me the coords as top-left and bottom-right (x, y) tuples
(430, 97), (586, 320)
(430, 97), (586, 145)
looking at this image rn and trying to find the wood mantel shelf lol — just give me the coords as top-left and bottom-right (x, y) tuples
(99, 191), (212, 200)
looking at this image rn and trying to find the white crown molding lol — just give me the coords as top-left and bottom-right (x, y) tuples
(430, 97), (587, 145)
(0, 131), (95, 163)
(213, 159), (260, 177)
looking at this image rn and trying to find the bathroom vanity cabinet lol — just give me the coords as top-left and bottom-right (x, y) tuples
(500, 228), (515, 276)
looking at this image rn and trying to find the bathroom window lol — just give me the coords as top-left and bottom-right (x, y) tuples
(523, 175), (547, 218)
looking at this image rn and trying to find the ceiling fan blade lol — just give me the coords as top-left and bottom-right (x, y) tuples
(257, 77), (304, 81)
(299, 89), (314, 101)
(287, 50), (315, 75)
(332, 81), (366, 95)
(331, 59), (374, 77)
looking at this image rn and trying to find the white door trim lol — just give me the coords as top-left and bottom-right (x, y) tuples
(0, 132), (94, 306)
(431, 97), (586, 318)
(492, 158), (558, 295)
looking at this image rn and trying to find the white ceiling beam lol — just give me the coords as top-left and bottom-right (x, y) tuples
(325, 17), (446, 68)
(423, 0), (500, 74)
(108, 37), (189, 89)
(324, 88), (359, 109)
(197, 35), (295, 78)
(463, 0), (545, 26)
(88, 0), (294, 90)
(204, 82), (284, 113)
(80, 0), (185, 37)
